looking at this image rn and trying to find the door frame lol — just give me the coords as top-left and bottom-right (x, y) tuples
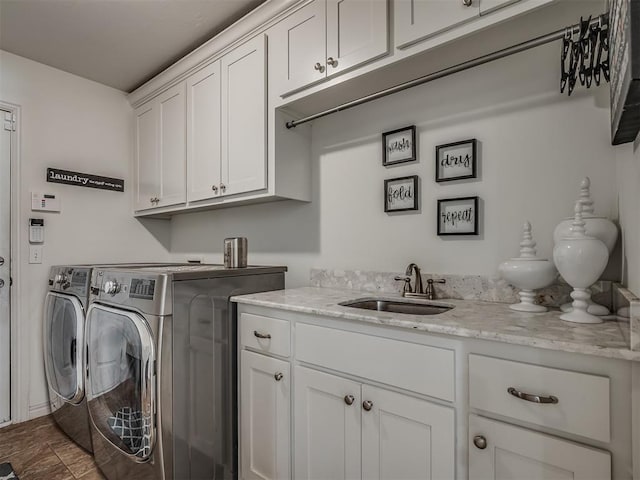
(0, 101), (25, 425)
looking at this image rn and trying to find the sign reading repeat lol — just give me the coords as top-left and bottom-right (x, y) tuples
(47, 168), (124, 192)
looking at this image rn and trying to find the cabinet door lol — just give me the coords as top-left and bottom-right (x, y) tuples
(240, 351), (290, 480)
(156, 82), (186, 207)
(274, 0), (326, 95)
(221, 34), (267, 197)
(362, 385), (455, 480)
(326, 0), (388, 76)
(134, 101), (159, 211)
(186, 61), (222, 202)
(469, 415), (611, 480)
(394, 0), (479, 49)
(294, 366), (361, 480)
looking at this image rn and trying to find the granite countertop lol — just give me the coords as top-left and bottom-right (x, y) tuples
(232, 287), (639, 361)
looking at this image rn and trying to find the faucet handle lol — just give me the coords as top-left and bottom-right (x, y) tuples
(428, 278), (446, 284)
(394, 275), (412, 295)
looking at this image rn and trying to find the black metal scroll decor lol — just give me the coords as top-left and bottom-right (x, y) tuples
(561, 16), (610, 96)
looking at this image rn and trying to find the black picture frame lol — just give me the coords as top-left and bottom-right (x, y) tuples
(384, 175), (419, 213)
(435, 139), (477, 182)
(437, 196), (479, 235)
(382, 125), (417, 166)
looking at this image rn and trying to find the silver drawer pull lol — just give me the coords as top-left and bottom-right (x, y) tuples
(253, 330), (271, 339)
(508, 387), (558, 404)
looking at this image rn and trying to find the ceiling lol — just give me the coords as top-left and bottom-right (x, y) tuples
(0, 0), (266, 92)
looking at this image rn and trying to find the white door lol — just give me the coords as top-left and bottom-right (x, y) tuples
(294, 366), (361, 480)
(394, 0), (479, 49)
(221, 34), (267, 197)
(156, 83), (186, 208)
(362, 385), (455, 479)
(469, 415), (611, 480)
(186, 61), (222, 203)
(274, 0), (326, 95)
(326, 0), (389, 76)
(134, 101), (159, 211)
(0, 109), (11, 423)
(240, 350), (290, 480)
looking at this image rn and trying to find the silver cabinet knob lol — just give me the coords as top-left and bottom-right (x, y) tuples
(0, 256), (4, 266)
(274, 372), (283, 382)
(0, 279), (4, 288)
(327, 57), (338, 68)
(344, 395), (355, 406)
(473, 435), (487, 449)
(150, 197), (155, 204)
(362, 400), (373, 411)
(220, 183), (226, 193)
(212, 185), (218, 193)
(463, 0), (473, 5)
(314, 62), (326, 73)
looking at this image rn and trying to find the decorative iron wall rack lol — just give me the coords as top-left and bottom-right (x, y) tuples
(285, 14), (608, 130)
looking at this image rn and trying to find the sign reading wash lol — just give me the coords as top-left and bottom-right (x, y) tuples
(47, 168), (124, 192)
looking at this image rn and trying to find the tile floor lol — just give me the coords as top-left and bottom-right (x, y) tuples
(0, 415), (105, 480)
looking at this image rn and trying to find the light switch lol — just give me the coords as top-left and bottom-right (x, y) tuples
(29, 245), (43, 264)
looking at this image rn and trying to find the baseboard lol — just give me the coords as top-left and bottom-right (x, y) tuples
(28, 401), (51, 420)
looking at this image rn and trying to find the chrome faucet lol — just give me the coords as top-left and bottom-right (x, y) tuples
(394, 263), (424, 298)
(395, 263), (446, 299)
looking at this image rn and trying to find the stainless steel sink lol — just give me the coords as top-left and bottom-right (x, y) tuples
(339, 298), (454, 316)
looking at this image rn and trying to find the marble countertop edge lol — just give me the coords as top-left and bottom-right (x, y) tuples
(232, 287), (639, 362)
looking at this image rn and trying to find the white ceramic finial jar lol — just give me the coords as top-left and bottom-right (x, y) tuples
(553, 202), (609, 324)
(498, 221), (557, 312)
(553, 177), (617, 315)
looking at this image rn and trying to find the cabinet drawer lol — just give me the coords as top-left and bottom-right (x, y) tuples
(240, 313), (290, 357)
(469, 354), (610, 442)
(296, 323), (454, 401)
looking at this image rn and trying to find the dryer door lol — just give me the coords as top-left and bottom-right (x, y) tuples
(44, 292), (85, 405)
(86, 303), (156, 461)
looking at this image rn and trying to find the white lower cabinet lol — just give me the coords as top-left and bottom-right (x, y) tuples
(469, 415), (611, 480)
(362, 385), (455, 480)
(240, 350), (290, 480)
(294, 365), (455, 480)
(294, 366), (362, 480)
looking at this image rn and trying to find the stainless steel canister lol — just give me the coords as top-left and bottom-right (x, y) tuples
(224, 237), (248, 268)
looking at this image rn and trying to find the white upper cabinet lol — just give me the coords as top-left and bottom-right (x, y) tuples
(326, 0), (388, 76)
(186, 34), (267, 203)
(395, 0), (480, 49)
(277, 0), (327, 94)
(134, 102), (158, 211)
(221, 34), (267, 197)
(274, 0), (389, 96)
(186, 61), (222, 203)
(134, 82), (186, 212)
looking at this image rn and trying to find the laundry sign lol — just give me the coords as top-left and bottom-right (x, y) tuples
(47, 168), (124, 192)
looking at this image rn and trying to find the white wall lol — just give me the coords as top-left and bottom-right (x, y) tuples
(616, 138), (640, 295)
(170, 26), (620, 288)
(0, 51), (171, 420)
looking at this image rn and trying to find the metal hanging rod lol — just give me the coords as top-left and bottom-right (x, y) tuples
(285, 13), (608, 129)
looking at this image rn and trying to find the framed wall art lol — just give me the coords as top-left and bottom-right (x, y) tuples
(435, 139), (477, 182)
(382, 125), (416, 166)
(384, 175), (419, 213)
(437, 196), (479, 235)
